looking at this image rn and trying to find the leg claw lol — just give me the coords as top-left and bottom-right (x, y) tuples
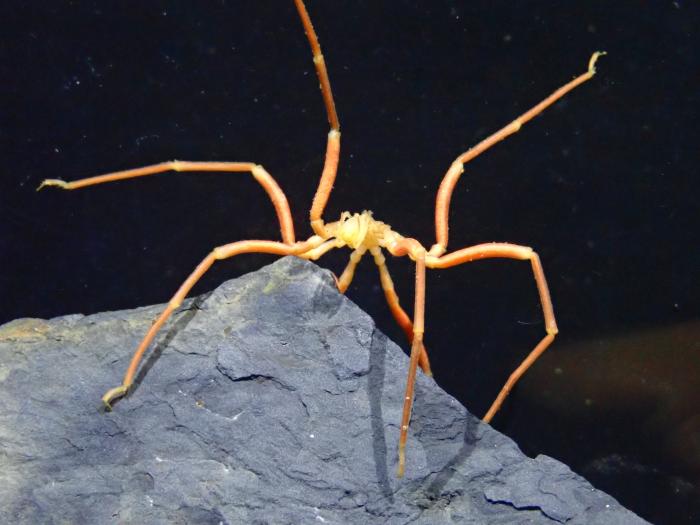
(36, 179), (68, 191)
(102, 385), (129, 410)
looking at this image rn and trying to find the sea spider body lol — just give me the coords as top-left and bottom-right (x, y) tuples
(38, 0), (603, 477)
(327, 211), (398, 251)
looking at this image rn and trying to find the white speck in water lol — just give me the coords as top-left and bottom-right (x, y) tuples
(232, 411), (244, 421)
(146, 495), (154, 506)
(309, 434), (315, 439)
(155, 456), (163, 463)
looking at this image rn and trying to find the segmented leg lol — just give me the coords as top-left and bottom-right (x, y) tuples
(293, 0), (342, 237)
(38, 161), (296, 245)
(101, 237), (324, 408)
(332, 245), (432, 376)
(430, 52), (605, 256)
(427, 242), (558, 422)
(397, 248), (427, 477)
(369, 247), (432, 376)
(336, 247), (367, 293)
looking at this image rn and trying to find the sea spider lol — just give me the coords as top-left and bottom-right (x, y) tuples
(38, 0), (604, 477)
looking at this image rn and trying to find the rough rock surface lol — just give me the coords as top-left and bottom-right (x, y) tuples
(0, 256), (647, 524)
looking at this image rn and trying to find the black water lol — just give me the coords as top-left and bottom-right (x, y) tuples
(2, 2), (698, 523)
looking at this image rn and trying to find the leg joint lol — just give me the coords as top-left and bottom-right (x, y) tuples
(250, 164), (267, 180)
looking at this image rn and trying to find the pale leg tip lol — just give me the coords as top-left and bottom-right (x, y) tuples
(588, 51), (607, 73)
(102, 384), (129, 410)
(36, 179), (68, 191)
(397, 449), (406, 478)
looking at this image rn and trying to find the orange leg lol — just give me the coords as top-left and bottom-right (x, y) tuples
(428, 243), (558, 423)
(430, 52), (605, 256)
(293, 0), (342, 237)
(333, 245), (432, 376)
(100, 237), (324, 408)
(297, 238), (343, 262)
(397, 248), (427, 477)
(336, 246), (367, 293)
(368, 247), (432, 376)
(293, 0), (339, 132)
(37, 161), (296, 245)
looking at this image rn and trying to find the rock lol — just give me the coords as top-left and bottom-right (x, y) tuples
(0, 256), (647, 524)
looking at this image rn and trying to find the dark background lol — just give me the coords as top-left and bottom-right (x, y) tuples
(2, 2), (698, 523)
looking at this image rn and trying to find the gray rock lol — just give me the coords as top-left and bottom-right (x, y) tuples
(0, 256), (647, 524)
